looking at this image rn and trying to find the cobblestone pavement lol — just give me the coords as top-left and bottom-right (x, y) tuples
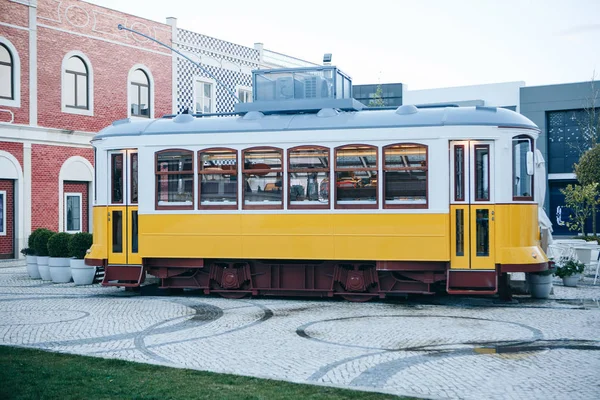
(1, 262), (599, 400)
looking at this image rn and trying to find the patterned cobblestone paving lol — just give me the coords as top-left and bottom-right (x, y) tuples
(1, 263), (599, 399)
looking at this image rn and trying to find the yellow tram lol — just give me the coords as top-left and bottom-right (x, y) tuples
(87, 66), (549, 300)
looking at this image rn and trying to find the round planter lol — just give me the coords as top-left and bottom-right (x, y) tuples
(37, 256), (51, 280)
(26, 255), (41, 279)
(562, 274), (581, 287)
(528, 273), (553, 299)
(70, 259), (96, 285)
(49, 257), (72, 283)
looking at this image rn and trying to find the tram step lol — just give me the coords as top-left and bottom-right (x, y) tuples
(102, 265), (145, 287)
(446, 269), (498, 294)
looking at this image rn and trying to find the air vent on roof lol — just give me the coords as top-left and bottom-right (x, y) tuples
(395, 105), (419, 115)
(173, 113), (195, 123)
(242, 111), (265, 120)
(317, 108), (338, 118)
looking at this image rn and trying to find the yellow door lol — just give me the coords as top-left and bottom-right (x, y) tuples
(450, 141), (495, 270)
(107, 150), (139, 265)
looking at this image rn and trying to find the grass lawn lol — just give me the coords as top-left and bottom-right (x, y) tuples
(0, 346), (412, 400)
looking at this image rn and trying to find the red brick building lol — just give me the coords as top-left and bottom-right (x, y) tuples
(0, 0), (172, 258)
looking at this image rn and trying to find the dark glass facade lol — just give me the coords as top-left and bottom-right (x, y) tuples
(353, 83), (403, 107)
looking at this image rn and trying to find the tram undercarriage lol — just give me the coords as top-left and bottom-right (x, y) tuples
(100, 259), (529, 301)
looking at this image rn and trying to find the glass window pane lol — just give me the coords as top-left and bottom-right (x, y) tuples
(336, 146), (376, 169)
(289, 172), (329, 205)
(455, 146), (465, 201)
(0, 193), (4, 234)
(244, 171), (282, 205)
(200, 150), (236, 171)
(131, 69), (148, 85)
(157, 174), (194, 205)
(201, 174), (237, 205)
(129, 84), (139, 115)
(131, 153), (138, 203)
(244, 149), (282, 169)
(476, 209), (489, 256)
(290, 148), (329, 169)
(513, 138), (533, 198)
(336, 171), (377, 203)
(384, 170), (426, 204)
(64, 72), (76, 107)
(140, 85), (149, 116)
(384, 144), (426, 168)
(0, 45), (10, 63)
(475, 146), (490, 201)
(112, 210), (122, 253)
(111, 154), (123, 203)
(76, 74), (87, 108)
(204, 98), (211, 114)
(456, 209), (464, 256)
(131, 211), (138, 253)
(66, 196), (81, 231)
(66, 56), (86, 73)
(157, 151), (193, 172)
(204, 82), (211, 98)
(0, 65), (12, 98)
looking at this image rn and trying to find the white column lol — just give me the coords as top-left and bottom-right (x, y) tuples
(23, 142), (32, 247)
(28, 0), (37, 126)
(166, 17), (178, 114)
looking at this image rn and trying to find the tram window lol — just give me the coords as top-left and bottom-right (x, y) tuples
(383, 144), (427, 208)
(513, 136), (533, 200)
(130, 153), (138, 204)
(198, 148), (238, 209)
(155, 150), (194, 209)
(454, 145), (465, 201)
(288, 146), (329, 209)
(111, 154), (123, 204)
(243, 147), (283, 209)
(335, 145), (377, 208)
(474, 145), (490, 201)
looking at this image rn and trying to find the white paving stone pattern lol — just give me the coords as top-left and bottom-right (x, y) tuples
(1, 262), (599, 400)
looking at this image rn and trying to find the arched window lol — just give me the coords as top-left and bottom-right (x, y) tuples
(288, 146), (329, 209)
(0, 43), (14, 100)
(130, 69), (150, 117)
(512, 135), (534, 201)
(242, 147), (283, 209)
(198, 148), (238, 209)
(383, 143), (428, 208)
(155, 149), (194, 210)
(64, 56), (89, 109)
(334, 144), (378, 209)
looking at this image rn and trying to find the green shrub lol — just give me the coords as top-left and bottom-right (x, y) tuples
(47, 232), (72, 258)
(33, 229), (55, 257)
(25, 228), (46, 256)
(68, 232), (93, 259)
(554, 259), (585, 278)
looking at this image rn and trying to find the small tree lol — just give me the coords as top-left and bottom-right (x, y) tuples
(575, 144), (600, 234)
(368, 84), (385, 107)
(560, 183), (599, 236)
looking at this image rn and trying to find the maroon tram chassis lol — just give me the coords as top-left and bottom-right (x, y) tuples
(87, 258), (550, 301)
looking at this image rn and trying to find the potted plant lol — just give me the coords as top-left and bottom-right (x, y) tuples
(69, 232), (95, 285)
(33, 229), (55, 281)
(22, 229), (41, 279)
(528, 262), (555, 299)
(48, 232), (73, 283)
(554, 259), (585, 287)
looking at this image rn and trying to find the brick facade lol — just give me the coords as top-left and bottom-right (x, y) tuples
(31, 144), (93, 231)
(0, 141), (24, 169)
(0, 179), (14, 258)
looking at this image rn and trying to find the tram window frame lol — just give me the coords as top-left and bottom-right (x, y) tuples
(130, 152), (138, 204)
(155, 149), (194, 210)
(454, 145), (465, 202)
(334, 144), (378, 209)
(382, 143), (428, 209)
(242, 147), (284, 210)
(512, 135), (534, 201)
(474, 144), (490, 202)
(111, 153), (124, 204)
(287, 146), (330, 210)
(198, 148), (238, 210)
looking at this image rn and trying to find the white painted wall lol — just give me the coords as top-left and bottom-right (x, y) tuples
(404, 81), (525, 112)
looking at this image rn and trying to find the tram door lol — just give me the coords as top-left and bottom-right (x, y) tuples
(450, 141), (495, 270)
(107, 150), (140, 265)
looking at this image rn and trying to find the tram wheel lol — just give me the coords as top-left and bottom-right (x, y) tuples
(340, 294), (376, 302)
(217, 291), (250, 299)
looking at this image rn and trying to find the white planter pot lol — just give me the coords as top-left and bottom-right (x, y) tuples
(70, 258), (96, 285)
(562, 274), (580, 287)
(37, 256), (51, 280)
(49, 257), (72, 283)
(26, 255), (41, 279)
(528, 273), (553, 299)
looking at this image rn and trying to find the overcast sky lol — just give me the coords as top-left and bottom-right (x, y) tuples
(87, 0), (600, 90)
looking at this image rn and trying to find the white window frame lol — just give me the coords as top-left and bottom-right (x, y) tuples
(61, 51), (94, 116)
(194, 77), (216, 114)
(237, 85), (252, 103)
(64, 192), (82, 233)
(127, 64), (155, 119)
(0, 190), (6, 236)
(0, 37), (20, 108)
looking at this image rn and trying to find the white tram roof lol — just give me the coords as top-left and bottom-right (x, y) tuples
(96, 105), (538, 139)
